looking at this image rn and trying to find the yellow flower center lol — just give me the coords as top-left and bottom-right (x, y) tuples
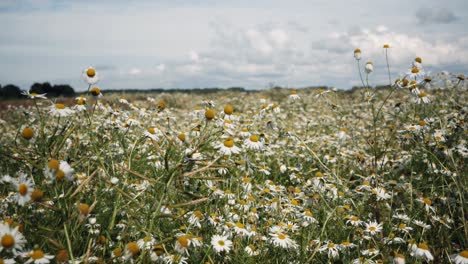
(369, 227), (376, 231)
(241, 128), (248, 132)
(205, 109), (215, 120)
(418, 92), (427, 98)
(147, 127), (156, 134)
(18, 184), (28, 196)
(236, 222), (244, 229)
(290, 90), (297, 95)
(249, 135), (259, 142)
(354, 48), (361, 54)
(21, 127), (34, 140)
(78, 203), (90, 216)
(415, 57), (422, 63)
(277, 234), (286, 240)
(86, 68), (96, 78)
(77, 98), (85, 105)
(423, 197), (432, 205)
(127, 242), (140, 255)
(223, 139), (234, 148)
(178, 133), (186, 142)
(157, 100), (167, 110)
(342, 241), (351, 246)
(411, 67), (419, 74)
(48, 159), (60, 170)
(178, 236), (189, 248)
(55, 103), (65, 109)
(90, 87), (100, 96)
(56, 169), (65, 180)
(224, 105), (234, 115)
(113, 248), (123, 257)
(351, 216), (359, 221)
(1, 234), (15, 248)
(418, 120), (426, 126)
(29, 249), (45, 260)
(460, 250), (468, 258)
(457, 74), (465, 81)
(328, 242), (335, 248)
(383, 44), (390, 48)
(418, 243), (429, 250)
(399, 223), (406, 229)
(153, 245), (164, 256)
(216, 240), (226, 247)
(31, 189), (44, 201)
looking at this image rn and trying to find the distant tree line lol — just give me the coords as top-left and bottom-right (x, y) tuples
(0, 83), (75, 100)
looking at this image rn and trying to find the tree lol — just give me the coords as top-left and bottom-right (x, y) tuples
(0, 84), (22, 99)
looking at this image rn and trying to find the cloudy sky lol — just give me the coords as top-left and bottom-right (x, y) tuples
(1, 0), (467, 91)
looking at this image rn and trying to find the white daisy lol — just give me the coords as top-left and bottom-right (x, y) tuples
(215, 138), (241, 156)
(0, 222), (27, 255)
(243, 135), (263, 150)
(410, 243), (434, 261)
(24, 249), (54, 264)
(82, 66), (99, 85)
(49, 103), (75, 117)
(211, 234), (232, 253)
(319, 241), (340, 259)
(12, 173), (34, 206)
(451, 250), (468, 264)
(21, 90), (47, 99)
(269, 232), (298, 249)
(364, 221), (383, 236)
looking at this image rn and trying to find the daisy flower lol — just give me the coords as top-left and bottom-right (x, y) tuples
(144, 127), (161, 141)
(364, 221), (383, 236)
(319, 242), (340, 258)
(163, 254), (188, 264)
(82, 66), (99, 85)
(49, 103), (74, 117)
(354, 48), (362, 60)
(410, 242), (434, 261)
(392, 252), (406, 264)
(372, 187), (391, 200)
(215, 138), (241, 156)
(21, 90), (47, 99)
(269, 232), (298, 249)
(365, 62), (373, 74)
(0, 222), (27, 255)
(211, 234), (232, 253)
(124, 241), (140, 260)
(0, 257), (15, 264)
(89, 87), (103, 100)
(414, 91), (431, 104)
(288, 90), (300, 102)
(346, 215), (363, 227)
(12, 173), (34, 206)
(24, 249), (54, 264)
(21, 127), (35, 141)
(244, 244), (259, 256)
(451, 250), (468, 264)
(244, 135), (263, 150)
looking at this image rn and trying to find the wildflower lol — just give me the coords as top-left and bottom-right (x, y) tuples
(354, 48), (362, 60)
(319, 241), (340, 258)
(451, 250), (468, 264)
(395, 223), (413, 233)
(410, 242), (434, 261)
(269, 232), (298, 249)
(413, 219), (431, 229)
(24, 249), (54, 264)
(365, 62), (373, 74)
(372, 187), (391, 200)
(145, 127), (161, 141)
(125, 241), (140, 259)
(412, 57), (422, 69)
(364, 221), (383, 235)
(288, 90), (300, 101)
(224, 105), (234, 116)
(0, 258), (15, 264)
(244, 135), (263, 150)
(352, 257), (376, 264)
(406, 67), (424, 79)
(346, 215), (363, 227)
(21, 127), (34, 140)
(361, 247), (380, 256)
(12, 173), (34, 206)
(211, 234), (232, 253)
(90, 87), (103, 99)
(215, 138), (241, 156)
(82, 66), (99, 84)
(74, 96), (87, 111)
(45, 159), (74, 182)
(414, 91), (430, 104)
(205, 109), (215, 121)
(175, 235), (191, 255)
(315, 89), (330, 98)
(163, 254), (188, 264)
(383, 44), (390, 49)
(0, 222), (27, 255)
(49, 103), (74, 117)
(244, 244), (259, 256)
(22, 90), (47, 99)
(392, 252), (406, 264)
